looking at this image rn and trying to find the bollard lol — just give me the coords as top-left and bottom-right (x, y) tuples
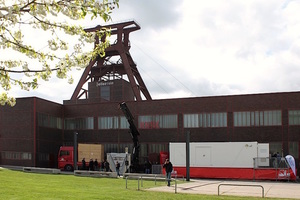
(141, 176), (143, 187)
(175, 179), (177, 194)
(138, 177), (140, 190)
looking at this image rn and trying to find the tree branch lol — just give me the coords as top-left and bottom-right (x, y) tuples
(0, 67), (59, 73)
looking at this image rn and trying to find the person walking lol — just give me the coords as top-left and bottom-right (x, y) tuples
(163, 158), (173, 186)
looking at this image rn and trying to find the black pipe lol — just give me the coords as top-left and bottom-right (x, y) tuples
(186, 130), (190, 181)
(74, 132), (78, 170)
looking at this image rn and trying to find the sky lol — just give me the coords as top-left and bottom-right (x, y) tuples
(7, 0), (300, 104)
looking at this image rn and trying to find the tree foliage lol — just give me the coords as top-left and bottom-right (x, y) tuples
(0, 0), (119, 106)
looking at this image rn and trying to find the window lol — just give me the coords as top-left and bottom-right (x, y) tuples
(98, 116), (119, 129)
(49, 116), (62, 129)
(184, 112), (227, 128)
(183, 114), (198, 128)
(289, 110), (300, 125)
(139, 115), (178, 129)
(211, 112), (227, 127)
(97, 116), (130, 130)
(38, 153), (50, 161)
(38, 113), (62, 129)
(149, 144), (168, 154)
(269, 142), (282, 156)
(120, 116), (129, 129)
(59, 150), (70, 156)
(101, 85), (110, 101)
(234, 110), (281, 127)
(21, 153), (32, 160)
(289, 142), (299, 159)
(38, 113), (48, 127)
(64, 117), (94, 130)
(1, 151), (32, 160)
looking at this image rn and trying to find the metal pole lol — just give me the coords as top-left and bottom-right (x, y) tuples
(141, 176), (143, 187)
(186, 131), (190, 181)
(126, 177), (128, 189)
(73, 132), (78, 170)
(253, 158), (255, 181)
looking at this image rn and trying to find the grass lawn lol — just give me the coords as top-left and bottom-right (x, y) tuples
(0, 167), (290, 200)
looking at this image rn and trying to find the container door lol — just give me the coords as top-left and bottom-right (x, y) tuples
(193, 146), (212, 167)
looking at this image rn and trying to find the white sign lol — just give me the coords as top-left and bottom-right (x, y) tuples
(285, 155), (296, 176)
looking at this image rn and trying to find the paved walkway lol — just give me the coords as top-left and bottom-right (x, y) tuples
(148, 179), (300, 199)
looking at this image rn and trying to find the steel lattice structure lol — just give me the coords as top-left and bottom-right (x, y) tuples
(71, 20), (152, 101)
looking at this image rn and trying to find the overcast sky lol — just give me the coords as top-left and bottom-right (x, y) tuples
(8, 0), (300, 104)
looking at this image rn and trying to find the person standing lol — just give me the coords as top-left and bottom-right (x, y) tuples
(145, 160), (152, 174)
(105, 160), (110, 172)
(116, 161), (120, 177)
(101, 160), (105, 171)
(89, 159), (94, 171)
(163, 159), (173, 186)
(81, 158), (86, 170)
(94, 159), (99, 171)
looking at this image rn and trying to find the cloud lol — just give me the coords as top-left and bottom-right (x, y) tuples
(111, 0), (182, 30)
(3, 0), (300, 103)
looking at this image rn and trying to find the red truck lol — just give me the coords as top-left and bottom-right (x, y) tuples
(58, 144), (104, 171)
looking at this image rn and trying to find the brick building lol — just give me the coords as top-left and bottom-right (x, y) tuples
(0, 21), (299, 174)
(1, 91), (300, 174)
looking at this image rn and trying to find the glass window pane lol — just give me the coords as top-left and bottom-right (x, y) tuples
(233, 112), (238, 126)
(255, 111), (260, 126)
(288, 110), (300, 125)
(289, 142), (299, 158)
(186, 114), (199, 128)
(120, 116), (129, 129)
(250, 112), (254, 126)
(223, 113), (227, 127)
(100, 85), (110, 101)
(199, 114), (203, 127)
(246, 112), (251, 126)
(260, 111), (264, 126)
(211, 113), (216, 127)
(139, 115), (177, 129)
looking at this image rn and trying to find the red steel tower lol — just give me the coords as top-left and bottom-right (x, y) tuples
(71, 20), (152, 102)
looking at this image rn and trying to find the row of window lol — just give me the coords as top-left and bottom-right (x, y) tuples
(1, 151), (32, 160)
(38, 113), (62, 129)
(38, 110), (300, 130)
(1, 151), (51, 162)
(184, 113), (227, 128)
(138, 115), (177, 129)
(234, 110), (282, 127)
(65, 117), (94, 130)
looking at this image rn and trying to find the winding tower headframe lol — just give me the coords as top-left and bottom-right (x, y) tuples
(71, 20), (152, 101)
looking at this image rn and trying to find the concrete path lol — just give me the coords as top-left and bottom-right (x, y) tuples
(148, 179), (300, 199)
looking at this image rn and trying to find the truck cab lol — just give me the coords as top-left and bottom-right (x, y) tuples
(58, 146), (74, 171)
(58, 144), (104, 171)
